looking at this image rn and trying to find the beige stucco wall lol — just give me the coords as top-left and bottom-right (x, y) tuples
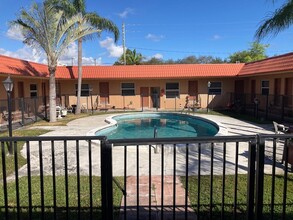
(59, 78), (237, 110)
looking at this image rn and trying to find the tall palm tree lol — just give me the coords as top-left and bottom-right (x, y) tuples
(255, 0), (293, 39)
(48, 0), (119, 114)
(12, 2), (101, 122)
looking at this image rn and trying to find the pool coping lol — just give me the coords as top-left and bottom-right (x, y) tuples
(86, 112), (228, 138)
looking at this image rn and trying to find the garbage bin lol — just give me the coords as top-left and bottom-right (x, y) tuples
(72, 105), (77, 114)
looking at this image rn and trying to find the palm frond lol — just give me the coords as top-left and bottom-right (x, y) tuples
(255, 0), (293, 40)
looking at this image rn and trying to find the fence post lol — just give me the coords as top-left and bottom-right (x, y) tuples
(20, 98), (25, 126)
(101, 138), (113, 220)
(265, 95), (269, 120)
(255, 134), (265, 220)
(247, 140), (256, 220)
(281, 95), (285, 121)
(34, 97), (37, 122)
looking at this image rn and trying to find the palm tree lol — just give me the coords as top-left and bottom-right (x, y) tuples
(48, 0), (119, 114)
(255, 0), (293, 39)
(114, 49), (143, 65)
(12, 2), (101, 122)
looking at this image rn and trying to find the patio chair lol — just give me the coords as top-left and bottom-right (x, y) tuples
(273, 121), (289, 163)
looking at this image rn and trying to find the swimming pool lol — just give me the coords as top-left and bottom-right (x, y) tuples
(95, 113), (219, 139)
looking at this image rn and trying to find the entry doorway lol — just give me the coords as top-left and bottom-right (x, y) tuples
(151, 87), (160, 108)
(99, 82), (109, 106)
(140, 87), (149, 108)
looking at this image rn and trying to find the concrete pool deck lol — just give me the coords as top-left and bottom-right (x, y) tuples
(15, 112), (283, 179)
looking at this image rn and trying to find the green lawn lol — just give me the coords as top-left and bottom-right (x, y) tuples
(0, 176), (123, 220)
(182, 174), (293, 219)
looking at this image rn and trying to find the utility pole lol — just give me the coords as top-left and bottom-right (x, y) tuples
(122, 22), (126, 65)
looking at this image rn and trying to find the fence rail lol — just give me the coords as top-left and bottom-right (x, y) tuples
(0, 134), (293, 219)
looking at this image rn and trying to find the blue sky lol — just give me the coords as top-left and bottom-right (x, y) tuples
(0, 0), (293, 65)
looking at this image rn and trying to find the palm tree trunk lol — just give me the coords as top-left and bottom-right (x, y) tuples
(48, 65), (57, 122)
(76, 38), (83, 114)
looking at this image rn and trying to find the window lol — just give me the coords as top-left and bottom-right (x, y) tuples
(261, 80), (269, 95)
(208, 82), (222, 95)
(30, 84), (37, 97)
(166, 82), (179, 98)
(75, 84), (90, 96)
(121, 83), (135, 96)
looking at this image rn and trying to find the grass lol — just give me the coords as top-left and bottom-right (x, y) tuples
(182, 174), (293, 219)
(0, 129), (51, 179)
(0, 176), (123, 219)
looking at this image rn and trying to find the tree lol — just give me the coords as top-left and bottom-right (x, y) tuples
(12, 2), (100, 122)
(49, 0), (119, 114)
(228, 42), (269, 63)
(114, 49), (143, 65)
(255, 0), (293, 40)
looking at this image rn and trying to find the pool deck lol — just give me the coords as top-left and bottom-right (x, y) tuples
(16, 112), (284, 219)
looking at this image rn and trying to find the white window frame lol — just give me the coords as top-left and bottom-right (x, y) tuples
(121, 83), (135, 96)
(261, 80), (269, 95)
(166, 82), (180, 98)
(208, 81), (222, 95)
(75, 84), (90, 96)
(30, 84), (38, 97)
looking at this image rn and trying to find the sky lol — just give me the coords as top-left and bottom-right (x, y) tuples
(0, 0), (293, 66)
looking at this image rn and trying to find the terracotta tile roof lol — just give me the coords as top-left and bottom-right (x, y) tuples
(0, 55), (244, 79)
(56, 64), (244, 79)
(239, 52), (293, 76)
(0, 55), (48, 77)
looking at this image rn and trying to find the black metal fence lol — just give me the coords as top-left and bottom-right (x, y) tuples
(229, 93), (293, 122)
(1, 134), (293, 219)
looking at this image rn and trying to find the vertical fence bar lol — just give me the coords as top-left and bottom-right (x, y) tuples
(76, 140), (81, 220)
(101, 139), (113, 220)
(34, 97), (38, 122)
(185, 144), (189, 220)
(88, 140), (93, 219)
(124, 145), (127, 220)
(255, 135), (265, 220)
(13, 141), (20, 220)
(64, 140), (69, 219)
(1, 141), (8, 219)
(282, 139), (289, 220)
(233, 142), (239, 220)
(20, 98), (25, 125)
(197, 143), (201, 218)
(26, 141), (32, 219)
(210, 142), (214, 219)
(173, 144), (176, 220)
(137, 144), (140, 220)
(149, 144), (152, 220)
(39, 141), (45, 219)
(51, 141), (57, 220)
(247, 141), (256, 220)
(221, 142), (226, 220)
(270, 138), (277, 220)
(161, 144), (164, 220)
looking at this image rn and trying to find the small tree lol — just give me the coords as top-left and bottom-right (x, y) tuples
(228, 42), (269, 63)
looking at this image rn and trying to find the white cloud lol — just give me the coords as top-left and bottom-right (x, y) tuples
(99, 37), (123, 58)
(153, 53), (163, 59)
(145, 33), (164, 42)
(213, 34), (221, 40)
(118, 8), (134, 18)
(0, 46), (43, 63)
(6, 25), (25, 41)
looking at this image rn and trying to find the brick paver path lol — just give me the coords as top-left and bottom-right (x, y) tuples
(119, 176), (197, 220)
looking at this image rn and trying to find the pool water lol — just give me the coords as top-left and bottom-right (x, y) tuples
(95, 113), (219, 139)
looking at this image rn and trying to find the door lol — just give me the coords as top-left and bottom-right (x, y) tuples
(140, 87), (149, 108)
(188, 81), (198, 101)
(234, 80), (244, 101)
(274, 78), (281, 105)
(250, 80), (256, 102)
(151, 87), (160, 108)
(99, 82), (109, 105)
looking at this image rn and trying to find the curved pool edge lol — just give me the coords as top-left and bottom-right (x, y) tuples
(86, 112), (228, 138)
